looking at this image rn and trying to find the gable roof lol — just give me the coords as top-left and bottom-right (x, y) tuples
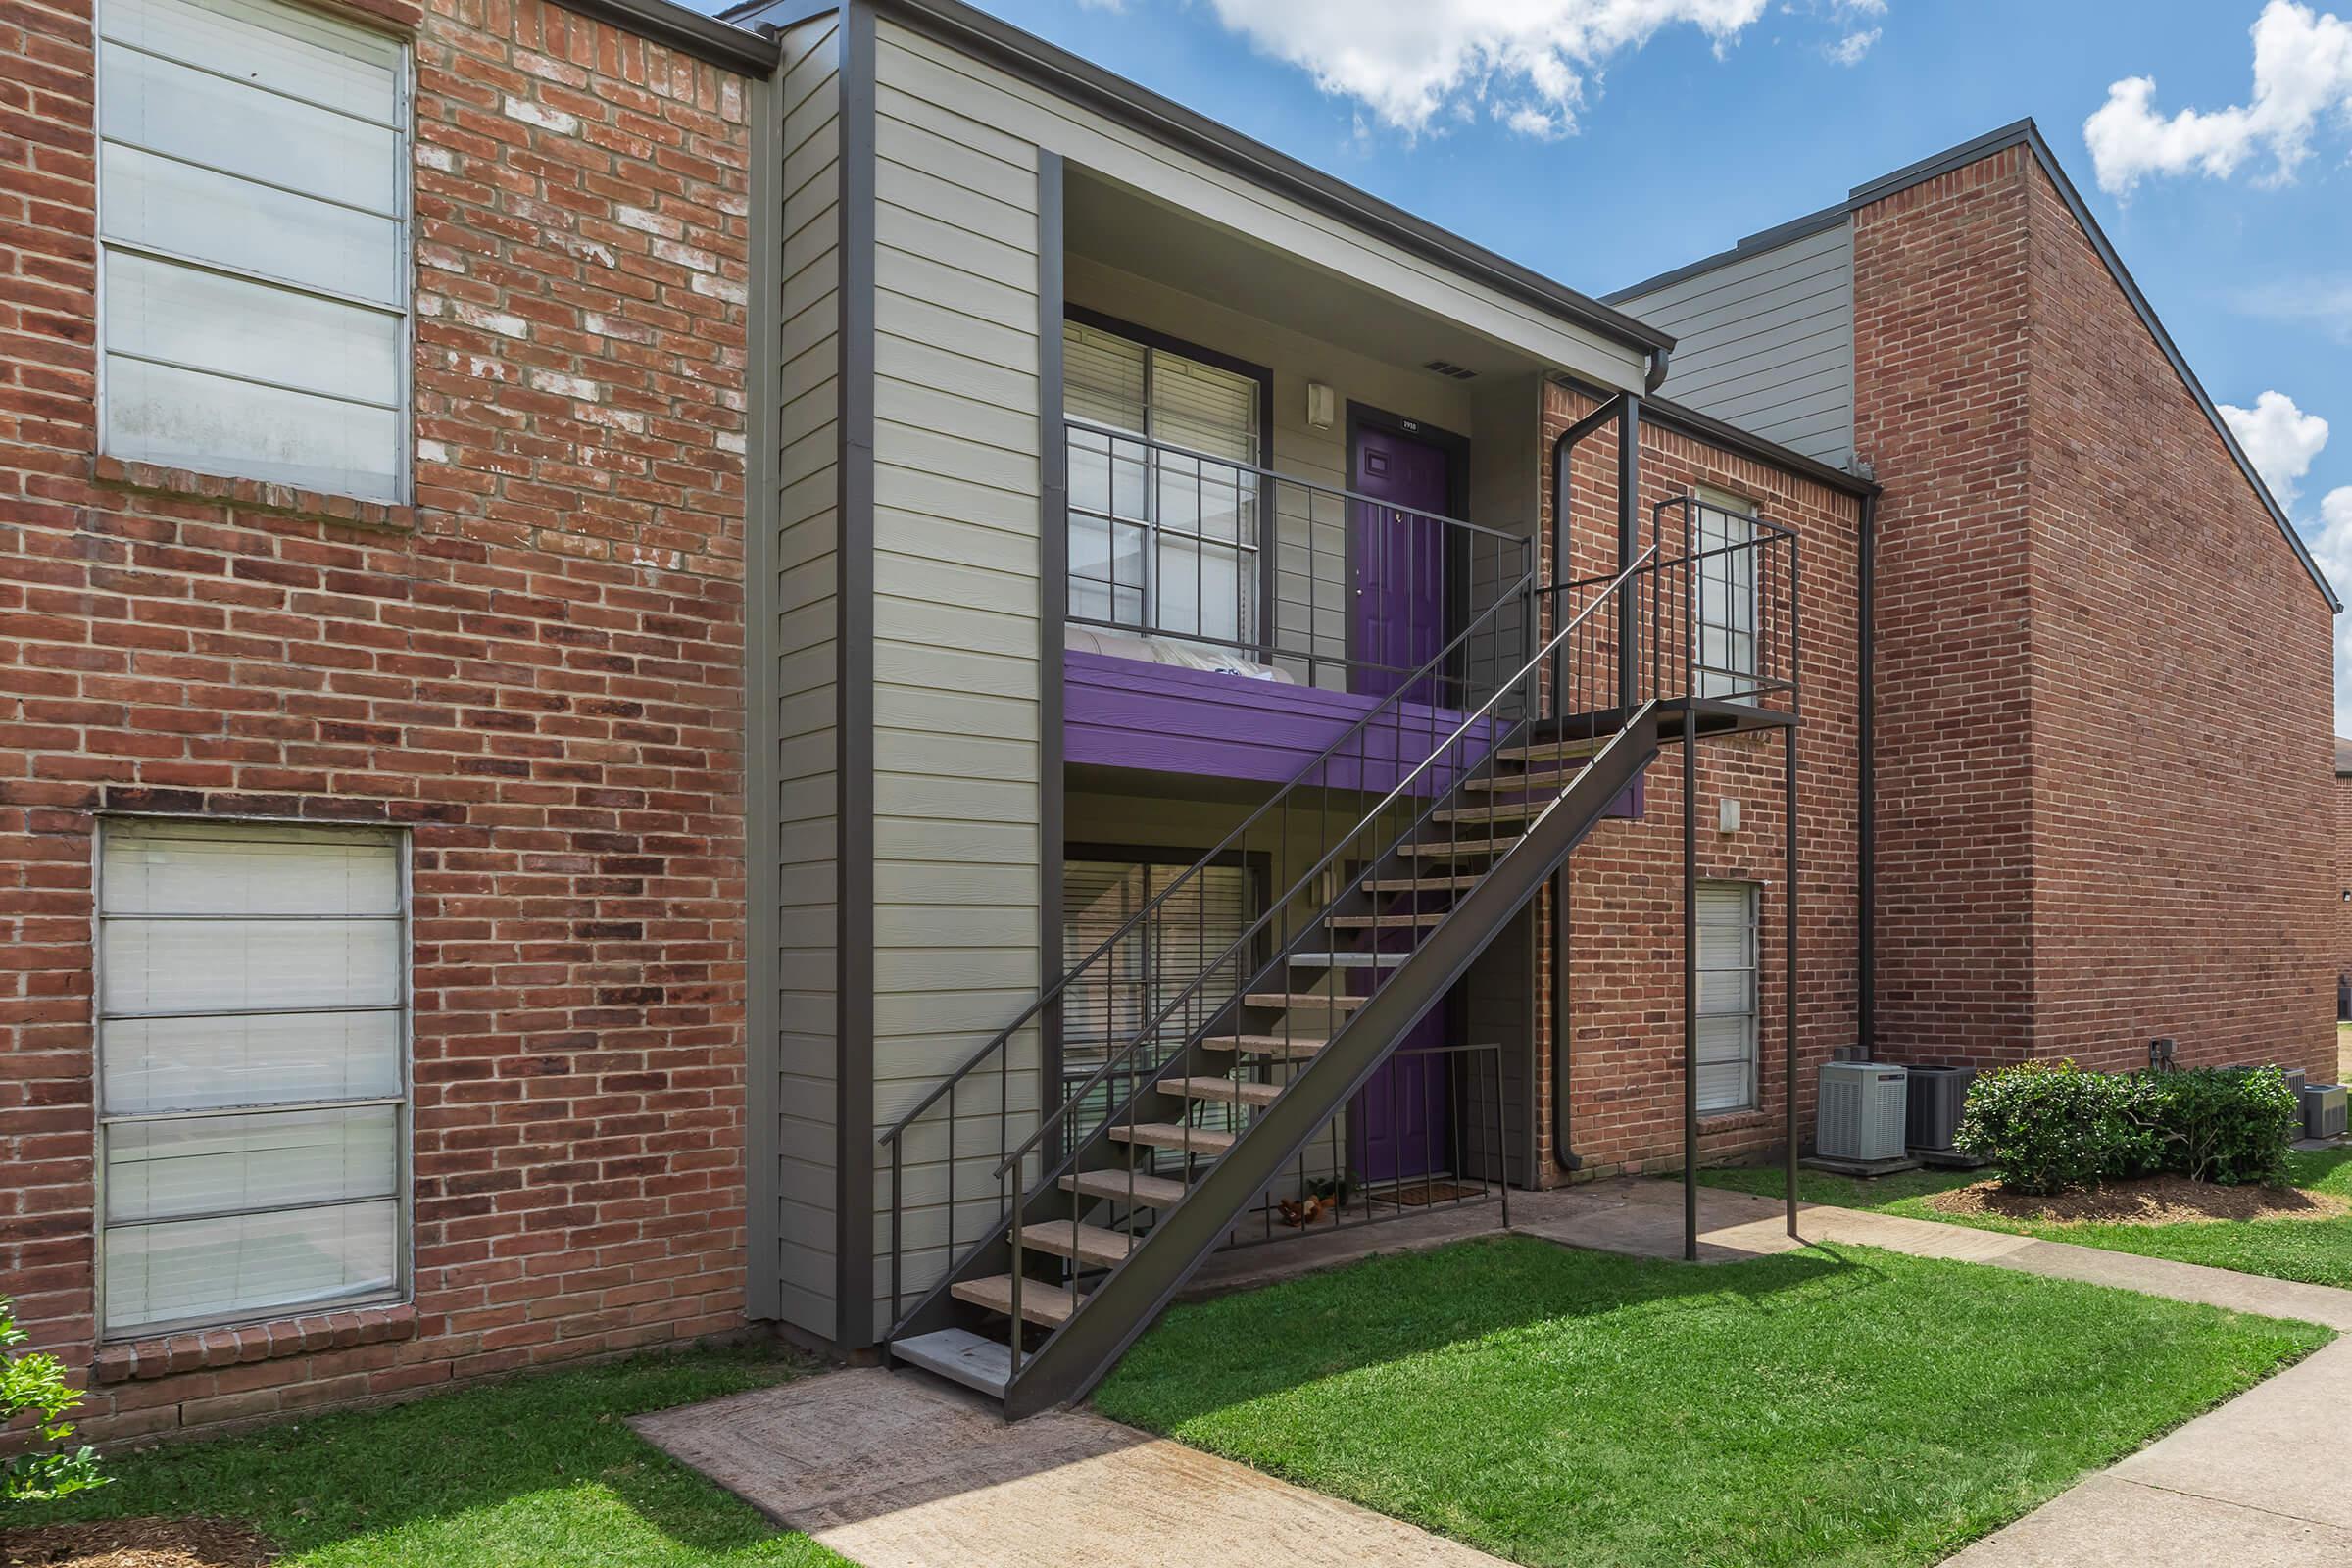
(1608, 119), (2340, 613)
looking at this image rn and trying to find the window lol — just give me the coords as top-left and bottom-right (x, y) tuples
(1695, 880), (1759, 1115)
(1063, 318), (1265, 648)
(1062, 855), (1252, 1161)
(97, 820), (408, 1339)
(97, 0), (411, 501)
(1691, 486), (1759, 700)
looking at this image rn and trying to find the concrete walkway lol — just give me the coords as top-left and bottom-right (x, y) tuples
(634, 1364), (1512, 1568)
(642, 1176), (2352, 1568)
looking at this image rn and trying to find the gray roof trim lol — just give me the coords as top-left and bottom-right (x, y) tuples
(561, 0), (781, 73)
(1601, 200), (1849, 305)
(1553, 373), (1879, 501)
(859, 0), (1674, 359)
(1605, 117), (2341, 612)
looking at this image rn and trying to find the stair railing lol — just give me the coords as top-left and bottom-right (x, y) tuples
(876, 566), (1537, 1336)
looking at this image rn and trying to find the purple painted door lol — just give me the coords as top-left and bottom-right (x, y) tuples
(1350, 1007), (1452, 1185)
(1350, 424), (1450, 701)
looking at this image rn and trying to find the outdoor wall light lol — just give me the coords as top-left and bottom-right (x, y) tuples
(1306, 381), (1336, 430)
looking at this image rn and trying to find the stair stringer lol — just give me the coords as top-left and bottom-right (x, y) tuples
(998, 711), (1664, 1418)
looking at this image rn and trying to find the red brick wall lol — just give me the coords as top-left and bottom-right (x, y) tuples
(2019, 160), (2333, 1080)
(1850, 146), (2037, 1069)
(1535, 386), (1864, 1176)
(2338, 772), (2352, 1011)
(1848, 145), (2333, 1081)
(0, 0), (753, 1442)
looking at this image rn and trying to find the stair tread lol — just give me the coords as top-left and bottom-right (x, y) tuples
(890, 1327), (1010, 1396)
(1201, 1033), (1326, 1058)
(952, 1273), (1082, 1328)
(1361, 873), (1483, 893)
(1433, 799), (1547, 823)
(1061, 1169), (1190, 1206)
(1288, 950), (1409, 966)
(1243, 991), (1365, 1011)
(1329, 909), (1448, 928)
(1398, 836), (1521, 857)
(1464, 765), (1588, 792)
(1107, 1121), (1239, 1155)
(1017, 1219), (1139, 1267)
(1496, 735), (1611, 763)
(1162, 1075), (1282, 1107)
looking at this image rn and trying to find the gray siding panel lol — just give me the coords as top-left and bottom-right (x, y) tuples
(1616, 221), (1856, 470)
(765, 10), (843, 1343)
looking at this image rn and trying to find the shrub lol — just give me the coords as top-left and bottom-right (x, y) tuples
(1, 1296), (107, 1511)
(2132, 1066), (2300, 1187)
(1956, 1060), (2303, 1194)
(1954, 1060), (2135, 1195)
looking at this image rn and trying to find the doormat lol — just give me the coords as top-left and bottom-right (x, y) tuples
(1365, 1180), (1486, 1207)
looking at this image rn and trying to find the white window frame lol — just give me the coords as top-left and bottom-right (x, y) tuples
(1690, 485), (1759, 701)
(1695, 879), (1759, 1116)
(93, 0), (415, 503)
(93, 817), (413, 1341)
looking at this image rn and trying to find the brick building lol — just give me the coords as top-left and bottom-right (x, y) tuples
(1, 0), (767, 1440)
(0, 0), (2335, 1430)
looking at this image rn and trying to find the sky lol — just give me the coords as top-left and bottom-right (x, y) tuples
(712, 1), (2352, 725)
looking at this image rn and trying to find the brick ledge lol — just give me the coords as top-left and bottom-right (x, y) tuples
(92, 1303), (419, 1384)
(92, 456), (417, 533)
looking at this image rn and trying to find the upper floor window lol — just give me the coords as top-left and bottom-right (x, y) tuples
(1691, 485), (1758, 700)
(1063, 316), (1267, 650)
(97, 0), (411, 501)
(97, 819), (409, 1339)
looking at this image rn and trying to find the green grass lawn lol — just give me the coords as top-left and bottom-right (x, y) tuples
(1699, 1145), (2352, 1290)
(7, 1347), (849, 1567)
(1093, 1235), (2328, 1568)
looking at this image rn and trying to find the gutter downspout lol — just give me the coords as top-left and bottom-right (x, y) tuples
(1856, 488), (1878, 1060)
(1544, 382), (1635, 1172)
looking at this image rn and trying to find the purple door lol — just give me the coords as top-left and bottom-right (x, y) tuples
(1351, 424), (1451, 701)
(1350, 1005), (1451, 1185)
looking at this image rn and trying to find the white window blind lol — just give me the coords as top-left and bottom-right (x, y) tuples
(97, 819), (408, 1338)
(1063, 320), (1262, 647)
(1692, 486), (1758, 701)
(1695, 880), (1759, 1114)
(97, 0), (410, 501)
(1062, 857), (1251, 1160)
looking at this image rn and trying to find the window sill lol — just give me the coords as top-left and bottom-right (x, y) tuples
(92, 456), (416, 533)
(1697, 1109), (1771, 1134)
(92, 1301), (418, 1384)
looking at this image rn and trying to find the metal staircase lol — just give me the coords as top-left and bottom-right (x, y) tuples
(876, 499), (1799, 1419)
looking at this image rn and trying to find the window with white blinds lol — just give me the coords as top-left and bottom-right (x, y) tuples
(97, 819), (408, 1339)
(1692, 486), (1758, 700)
(1695, 880), (1759, 1115)
(1063, 320), (1264, 648)
(1062, 857), (1252, 1159)
(97, 0), (410, 501)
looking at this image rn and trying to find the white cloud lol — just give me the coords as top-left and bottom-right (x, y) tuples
(1826, 27), (1881, 66)
(2221, 389), (2330, 513)
(2083, 1), (2352, 195)
(1199, 0), (1781, 137)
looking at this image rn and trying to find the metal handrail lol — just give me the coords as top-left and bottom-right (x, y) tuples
(992, 544), (1656, 1182)
(876, 567), (1536, 1148)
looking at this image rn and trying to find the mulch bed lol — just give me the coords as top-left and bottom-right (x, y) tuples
(1928, 1174), (2351, 1226)
(1, 1519), (272, 1568)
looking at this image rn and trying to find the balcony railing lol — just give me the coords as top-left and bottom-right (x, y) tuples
(1062, 416), (1535, 693)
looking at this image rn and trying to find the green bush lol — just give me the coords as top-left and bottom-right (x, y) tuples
(2132, 1066), (2300, 1187)
(1954, 1060), (2134, 1194)
(2, 1295), (107, 1511)
(1956, 1060), (2302, 1194)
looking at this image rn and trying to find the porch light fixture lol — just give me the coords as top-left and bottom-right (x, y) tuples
(1718, 797), (1740, 834)
(1306, 381), (1336, 431)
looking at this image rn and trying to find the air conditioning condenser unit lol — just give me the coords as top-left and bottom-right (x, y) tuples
(1819, 1061), (1908, 1163)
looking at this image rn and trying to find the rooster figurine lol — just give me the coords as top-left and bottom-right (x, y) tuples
(1277, 1193), (1328, 1228)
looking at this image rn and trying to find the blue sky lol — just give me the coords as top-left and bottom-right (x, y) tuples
(717, 1), (2352, 716)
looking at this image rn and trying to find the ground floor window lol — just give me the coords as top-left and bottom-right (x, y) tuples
(96, 818), (409, 1338)
(1061, 852), (1253, 1160)
(1694, 879), (1759, 1114)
